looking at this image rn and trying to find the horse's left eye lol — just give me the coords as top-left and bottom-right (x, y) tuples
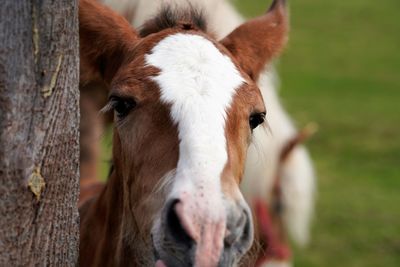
(110, 96), (136, 118)
(249, 112), (266, 130)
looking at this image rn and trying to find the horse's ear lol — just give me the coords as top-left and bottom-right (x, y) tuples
(220, 0), (288, 80)
(79, 0), (139, 84)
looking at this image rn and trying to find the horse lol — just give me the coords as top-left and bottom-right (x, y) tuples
(79, 0), (313, 266)
(83, 0), (316, 266)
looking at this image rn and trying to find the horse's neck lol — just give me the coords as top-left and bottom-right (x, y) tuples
(79, 171), (140, 266)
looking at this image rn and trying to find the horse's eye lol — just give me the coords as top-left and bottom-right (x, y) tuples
(249, 112), (266, 130)
(110, 96), (136, 118)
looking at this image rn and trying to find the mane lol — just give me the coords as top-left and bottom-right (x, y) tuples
(139, 5), (207, 37)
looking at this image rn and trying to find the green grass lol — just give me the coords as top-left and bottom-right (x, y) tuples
(100, 0), (400, 266)
(233, 0), (400, 266)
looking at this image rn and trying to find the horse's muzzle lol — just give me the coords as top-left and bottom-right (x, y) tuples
(154, 198), (253, 267)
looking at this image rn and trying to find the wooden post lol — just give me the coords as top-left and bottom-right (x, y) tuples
(0, 0), (79, 265)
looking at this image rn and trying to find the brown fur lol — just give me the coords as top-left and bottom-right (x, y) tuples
(79, 0), (138, 83)
(221, 0), (288, 81)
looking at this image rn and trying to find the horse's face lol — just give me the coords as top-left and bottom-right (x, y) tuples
(109, 29), (267, 265)
(80, 0), (287, 265)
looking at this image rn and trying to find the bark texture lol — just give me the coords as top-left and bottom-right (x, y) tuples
(0, 0), (79, 266)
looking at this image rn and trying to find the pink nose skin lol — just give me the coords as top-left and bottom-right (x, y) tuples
(174, 201), (226, 267)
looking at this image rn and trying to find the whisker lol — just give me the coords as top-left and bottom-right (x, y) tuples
(153, 170), (176, 195)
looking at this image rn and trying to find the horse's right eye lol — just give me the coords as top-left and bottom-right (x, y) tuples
(110, 96), (136, 118)
(249, 112), (266, 131)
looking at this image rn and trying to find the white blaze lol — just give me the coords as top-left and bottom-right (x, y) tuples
(145, 33), (244, 216)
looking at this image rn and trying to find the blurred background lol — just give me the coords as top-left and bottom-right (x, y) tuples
(233, 0), (400, 266)
(100, 0), (400, 266)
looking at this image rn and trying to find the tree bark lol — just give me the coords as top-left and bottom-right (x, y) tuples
(0, 0), (79, 266)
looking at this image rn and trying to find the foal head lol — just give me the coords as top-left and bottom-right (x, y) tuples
(80, 0), (288, 266)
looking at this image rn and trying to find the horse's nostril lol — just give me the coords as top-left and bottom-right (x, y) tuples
(236, 210), (247, 229)
(225, 208), (253, 250)
(166, 199), (193, 247)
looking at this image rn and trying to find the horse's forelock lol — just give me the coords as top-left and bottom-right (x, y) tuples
(139, 5), (207, 37)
